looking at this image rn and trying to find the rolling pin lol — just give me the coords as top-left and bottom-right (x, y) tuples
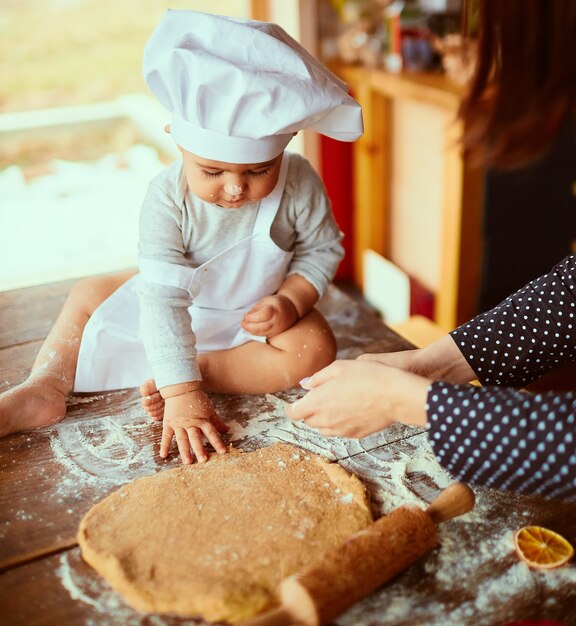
(240, 482), (475, 626)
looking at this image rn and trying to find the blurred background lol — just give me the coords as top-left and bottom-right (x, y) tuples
(0, 0), (253, 292)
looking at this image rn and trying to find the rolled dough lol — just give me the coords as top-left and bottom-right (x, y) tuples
(77, 443), (372, 622)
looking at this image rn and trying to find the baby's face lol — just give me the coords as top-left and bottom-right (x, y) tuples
(180, 150), (283, 209)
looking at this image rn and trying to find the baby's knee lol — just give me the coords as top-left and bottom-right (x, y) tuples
(68, 272), (133, 315)
(306, 326), (337, 368)
(69, 276), (105, 311)
(68, 274), (123, 316)
(295, 311), (338, 369)
(268, 310), (337, 374)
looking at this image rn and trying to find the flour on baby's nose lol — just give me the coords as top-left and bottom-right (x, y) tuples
(224, 183), (242, 196)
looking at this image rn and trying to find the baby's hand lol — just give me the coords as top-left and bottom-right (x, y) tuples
(241, 294), (299, 338)
(161, 390), (228, 464)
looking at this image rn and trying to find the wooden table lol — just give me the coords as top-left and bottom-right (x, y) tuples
(1, 280), (575, 626)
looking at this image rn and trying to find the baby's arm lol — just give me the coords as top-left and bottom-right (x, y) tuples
(243, 154), (342, 338)
(241, 274), (319, 337)
(139, 166), (228, 463)
(160, 381), (228, 464)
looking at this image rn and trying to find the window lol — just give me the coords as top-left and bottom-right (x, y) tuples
(0, 0), (250, 291)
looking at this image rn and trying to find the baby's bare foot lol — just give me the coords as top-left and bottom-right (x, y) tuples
(139, 379), (164, 421)
(0, 379), (67, 438)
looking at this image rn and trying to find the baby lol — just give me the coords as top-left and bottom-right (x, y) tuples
(0, 10), (363, 464)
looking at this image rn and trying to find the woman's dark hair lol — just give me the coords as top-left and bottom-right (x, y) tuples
(459, 0), (576, 169)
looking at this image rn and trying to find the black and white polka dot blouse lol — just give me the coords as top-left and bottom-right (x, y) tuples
(427, 254), (576, 501)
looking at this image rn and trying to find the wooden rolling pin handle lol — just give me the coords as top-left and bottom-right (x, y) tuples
(239, 483), (475, 626)
(425, 482), (476, 525)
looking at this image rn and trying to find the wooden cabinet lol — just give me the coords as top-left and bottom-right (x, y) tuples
(335, 65), (484, 330)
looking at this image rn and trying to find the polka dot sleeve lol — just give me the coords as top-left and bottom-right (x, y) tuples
(450, 254), (576, 388)
(427, 382), (576, 500)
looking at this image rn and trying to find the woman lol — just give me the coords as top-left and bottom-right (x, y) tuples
(286, 0), (576, 501)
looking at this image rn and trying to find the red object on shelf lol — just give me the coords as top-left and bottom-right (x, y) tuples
(320, 135), (355, 280)
(409, 275), (435, 321)
(320, 133), (436, 319)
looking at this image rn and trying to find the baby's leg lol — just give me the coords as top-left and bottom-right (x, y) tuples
(202, 308), (337, 394)
(140, 308), (336, 416)
(0, 270), (136, 437)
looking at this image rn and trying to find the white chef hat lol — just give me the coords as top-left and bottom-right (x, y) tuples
(143, 10), (363, 163)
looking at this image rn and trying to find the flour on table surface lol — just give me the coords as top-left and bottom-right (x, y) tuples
(319, 285), (362, 328)
(220, 391), (338, 460)
(46, 388), (575, 625)
(339, 500), (576, 626)
(57, 552), (195, 626)
(48, 405), (176, 500)
(227, 390), (439, 513)
(67, 394), (107, 405)
(1, 394), (172, 548)
(57, 536), (576, 626)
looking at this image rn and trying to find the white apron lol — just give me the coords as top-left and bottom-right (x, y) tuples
(74, 154), (292, 392)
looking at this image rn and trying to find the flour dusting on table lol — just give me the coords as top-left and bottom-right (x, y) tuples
(48, 405), (175, 500)
(47, 389), (575, 625)
(57, 552), (168, 626)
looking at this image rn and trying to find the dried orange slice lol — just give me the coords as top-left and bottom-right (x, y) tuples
(514, 526), (574, 569)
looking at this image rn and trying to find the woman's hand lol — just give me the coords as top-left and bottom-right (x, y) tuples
(359, 335), (477, 384)
(285, 359), (431, 439)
